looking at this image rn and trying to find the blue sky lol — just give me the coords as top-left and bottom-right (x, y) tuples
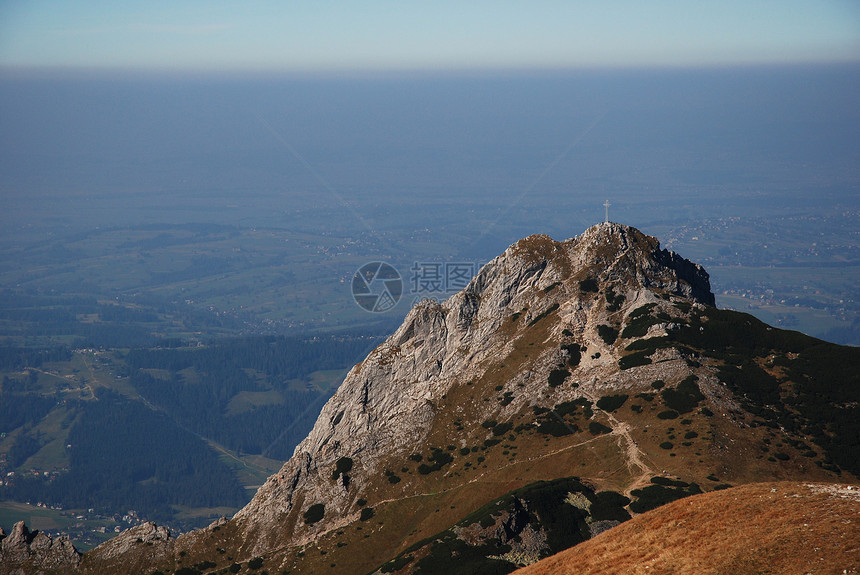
(1, 1), (859, 71)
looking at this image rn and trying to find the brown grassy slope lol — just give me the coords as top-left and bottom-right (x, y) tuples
(514, 482), (860, 575)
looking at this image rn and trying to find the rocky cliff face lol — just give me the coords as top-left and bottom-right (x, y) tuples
(227, 223), (716, 553)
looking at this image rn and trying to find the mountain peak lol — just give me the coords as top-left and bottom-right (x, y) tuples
(501, 223), (714, 307)
(224, 224), (718, 551)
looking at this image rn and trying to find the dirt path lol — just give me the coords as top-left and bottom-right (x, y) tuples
(608, 420), (654, 495)
(579, 389), (655, 496)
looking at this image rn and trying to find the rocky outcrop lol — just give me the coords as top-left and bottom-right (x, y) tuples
(84, 522), (170, 561)
(78, 522), (172, 575)
(0, 521), (81, 574)
(573, 223), (713, 306)
(227, 223), (715, 554)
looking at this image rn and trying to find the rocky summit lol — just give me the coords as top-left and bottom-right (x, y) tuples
(5, 223), (857, 575)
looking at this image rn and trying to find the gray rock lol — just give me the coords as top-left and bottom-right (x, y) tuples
(225, 223), (714, 554)
(0, 521), (81, 574)
(87, 522), (171, 561)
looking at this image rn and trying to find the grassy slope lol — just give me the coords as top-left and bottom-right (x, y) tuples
(513, 482), (860, 575)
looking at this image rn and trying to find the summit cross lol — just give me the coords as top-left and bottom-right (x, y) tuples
(604, 200), (611, 223)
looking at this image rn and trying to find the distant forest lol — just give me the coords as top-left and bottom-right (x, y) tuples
(123, 335), (378, 457)
(3, 389), (248, 519)
(0, 333), (383, 525)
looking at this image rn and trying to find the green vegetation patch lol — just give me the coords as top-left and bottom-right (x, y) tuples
(0, 388), (246, 524)
(624, 337), (676, 355)
(588, 421), (612, 436)
(664, 306), (860, 475)
(629, 482), (702, 514)
(630, 303), (657, 319)
(597, 324), (618, 345)
(536, 418), (578, 437)
(547, 368), (571, 388)
(554, 398), (593, 418)
(528, 303), (560, 327)
(589, 491), (632, 522)
(605, 287), (626, 312)
(331, 456), (354, 481)
(457, 477), (593, 553)
(417, 448), (454, 475)
(385, 470), (401, 484)
(619, 351), (652, 370)
(621, 304), (661, 339)
(596, 394), (628, 412)
(534, 398), (592, 437)
(579, 278), (599, 293)
(650, 476), (690, 488)
(0, 390), (55, 434)
(561, 343), (583, 368)
(717, 361), (781, 412)
(660, 375), (705, 414)
(380, 555), (414, 573)
(303, 503), (325, 525)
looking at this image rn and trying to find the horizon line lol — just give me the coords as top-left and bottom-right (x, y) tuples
(3, 59), (860, 79)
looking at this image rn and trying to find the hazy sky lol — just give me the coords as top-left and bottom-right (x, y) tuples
(1, 1), (859, 71)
